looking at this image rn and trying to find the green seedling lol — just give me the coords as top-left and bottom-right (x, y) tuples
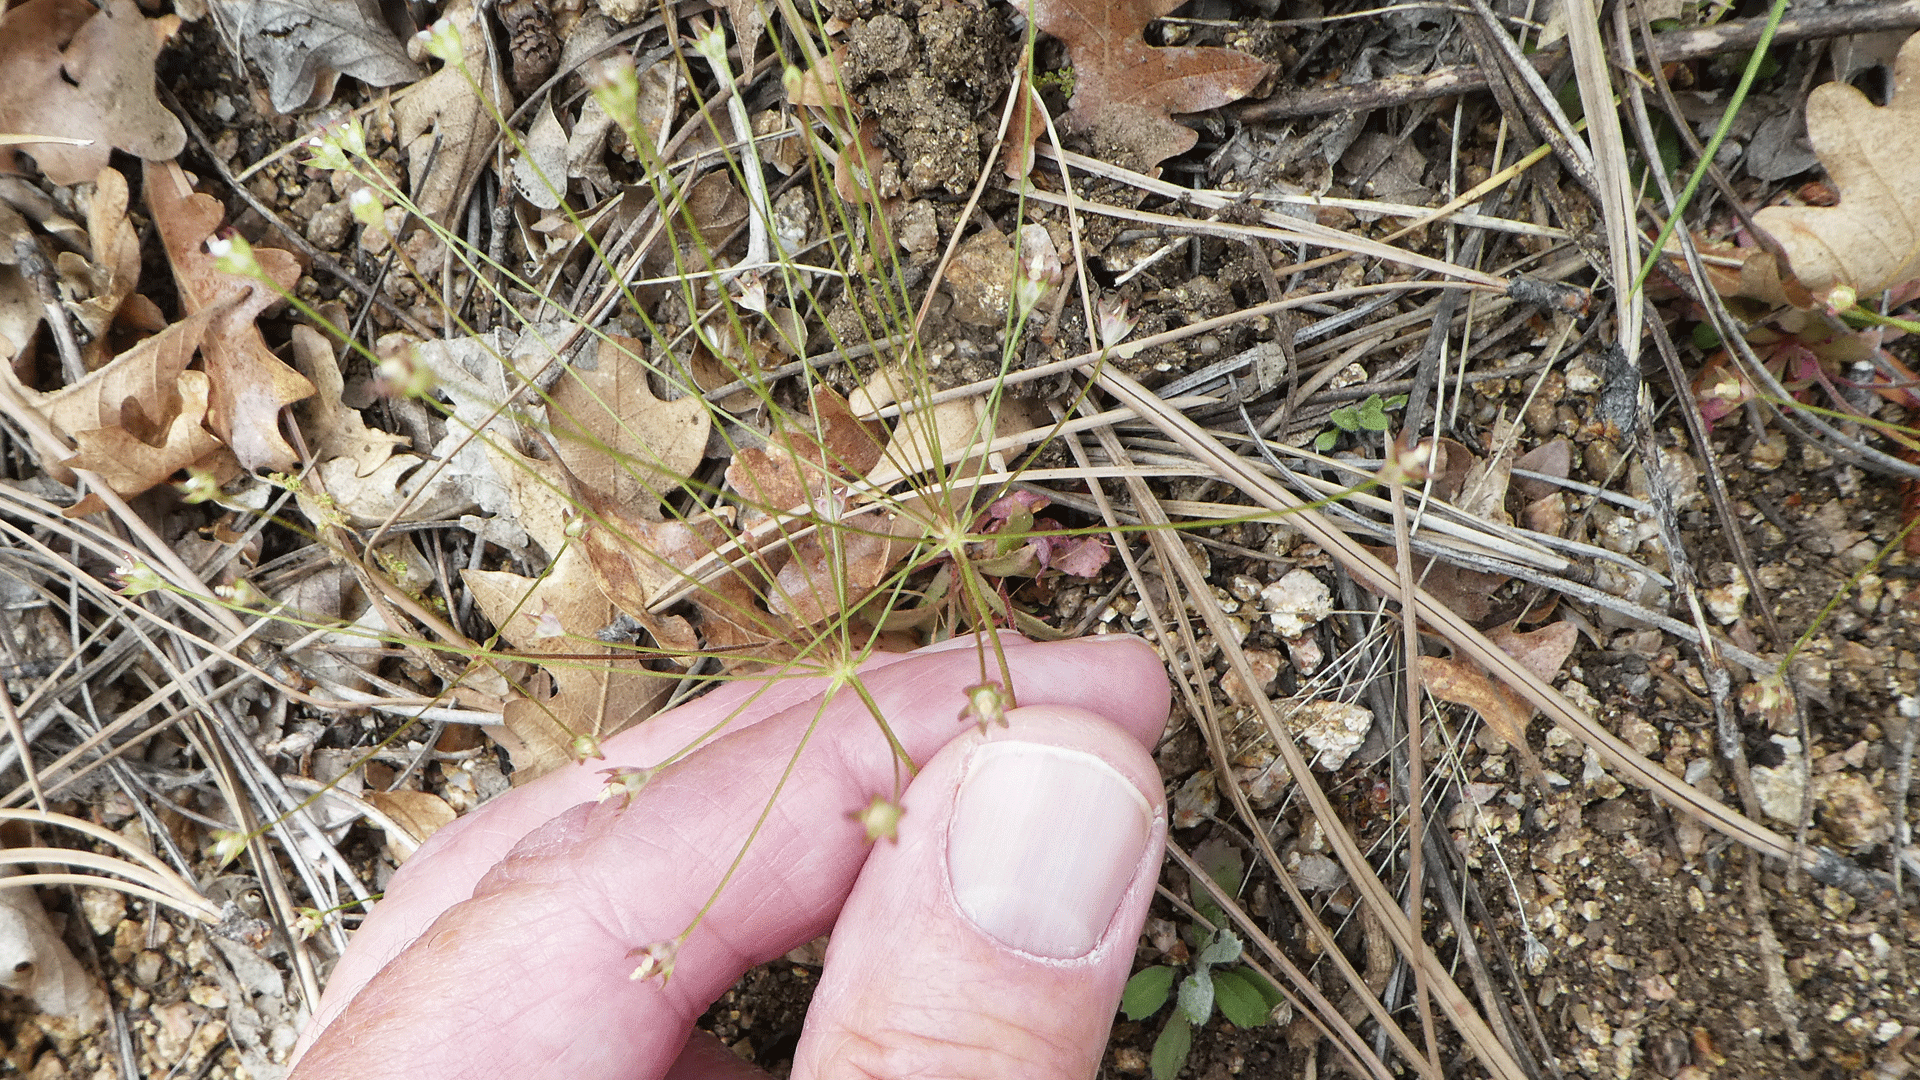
(1313, 392), (1408, 452)
(1119, 841), (1283, 1079)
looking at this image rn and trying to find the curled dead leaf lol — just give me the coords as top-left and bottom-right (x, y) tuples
(1484, 620), (1578, 684)
(1753, 33), (1920, 304)
(546, 335), (711, 521)
(392, 0), (501, 225)
(464, 544), (672, 782)
(0, 865), (107, 1030)
(363, 789), (456, 861)
(1420, 654), (1553, 788)
(146, 160), (315, 473)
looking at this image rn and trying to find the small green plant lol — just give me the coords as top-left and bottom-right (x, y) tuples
(1033, 66), (1076, 97)
(1119, 843), (1283, 1079)
(1312, 392), (1408, 452)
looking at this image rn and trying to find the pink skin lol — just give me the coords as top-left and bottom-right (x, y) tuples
(293, 635), (1170, 1080)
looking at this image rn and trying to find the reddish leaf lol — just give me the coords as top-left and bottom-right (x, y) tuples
(1019, 0), (1268, 173)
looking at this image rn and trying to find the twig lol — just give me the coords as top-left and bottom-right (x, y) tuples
(1386, 444), (1440, 1076)
(1235, 0), (1920, 122)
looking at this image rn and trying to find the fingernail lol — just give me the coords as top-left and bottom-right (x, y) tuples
(947, 742), (1152, 959)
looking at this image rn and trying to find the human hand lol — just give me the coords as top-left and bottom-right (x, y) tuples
(290, 634), (1172, 1080)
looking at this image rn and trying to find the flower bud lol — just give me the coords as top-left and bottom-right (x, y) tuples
(419, 18), (463, 63)
(115, 561), (167, 597)
(349, 186), (385, 229)
(1098, 296), (1137, 350)
(587, 55), (642, 146)
(1012, 223), (1061, 319)
(207, 234), (261, 278)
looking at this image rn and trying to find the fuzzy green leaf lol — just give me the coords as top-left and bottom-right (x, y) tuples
(1194, 928), (1242, 970)
(1313, 430), (1338, 452)
(1122, 966), (1176, 1021)
(1329, 405), (1361, 432)
(1151, 1013), (1193, 1080)
(1211, 969), (1271, 1028)
(1177, 970), (1214, 1025)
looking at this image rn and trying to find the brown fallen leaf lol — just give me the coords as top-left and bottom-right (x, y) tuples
(465, 542), (672, 782)
(363, 789), (457, 861)
(771, 509), (919, 627)
(0, 265), (38, 367)
(0, 864), (107, 1030)
(1363, 544), (1509, 625)
(1455, 412), (1520, 528)
(392, 0), (502, 225)
(145, 160), (316, 473)
(1018, 0), (1268, 173)
(546, 335), (711, 521)
(1002, 71), (1049, 179)
(0, 0), (184, 185)
(0, 305), (236, 494)
(53, 167), (141, 371)
(1512, 437), (1572, 502)
(64, 369), (227, 493)
(1485, 620), (1578, 683)
(726, 385), (886, 519)
(1420, 655), (1553, 788)
(288, 325), (476, 526)
(289, 325), (411, 476)
(1753, 32), (1920, 304)
(835, 116), (898, 206)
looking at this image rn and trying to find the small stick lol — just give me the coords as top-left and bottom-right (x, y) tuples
(1236, 0), (1920, 122)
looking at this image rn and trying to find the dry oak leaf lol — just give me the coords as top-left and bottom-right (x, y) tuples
(0, 306), (229, 494)
(362, 789), (456, 861)
(1018, 0), (1268, 173)
(66, 369), (226, 493)
(0, 265), (37, 366)
(546, 335), (711, 521)
(771, 508), (919, 627)
(287, 325), (474, 527)
(1, 864), (107, 1031)
(0, 0), (184, 185)
(205, 0), (421, 114)
(1753, 32), (1920, 304)
(54, 168), (143, 372)
(145, 160), (315, 473)
(1484, 620), (1578, 685)
(725, 385), (885, 521)
(393, 0), (501, 225)
(1420, 655), (1553, 788)
(464, 544), (671, 782)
